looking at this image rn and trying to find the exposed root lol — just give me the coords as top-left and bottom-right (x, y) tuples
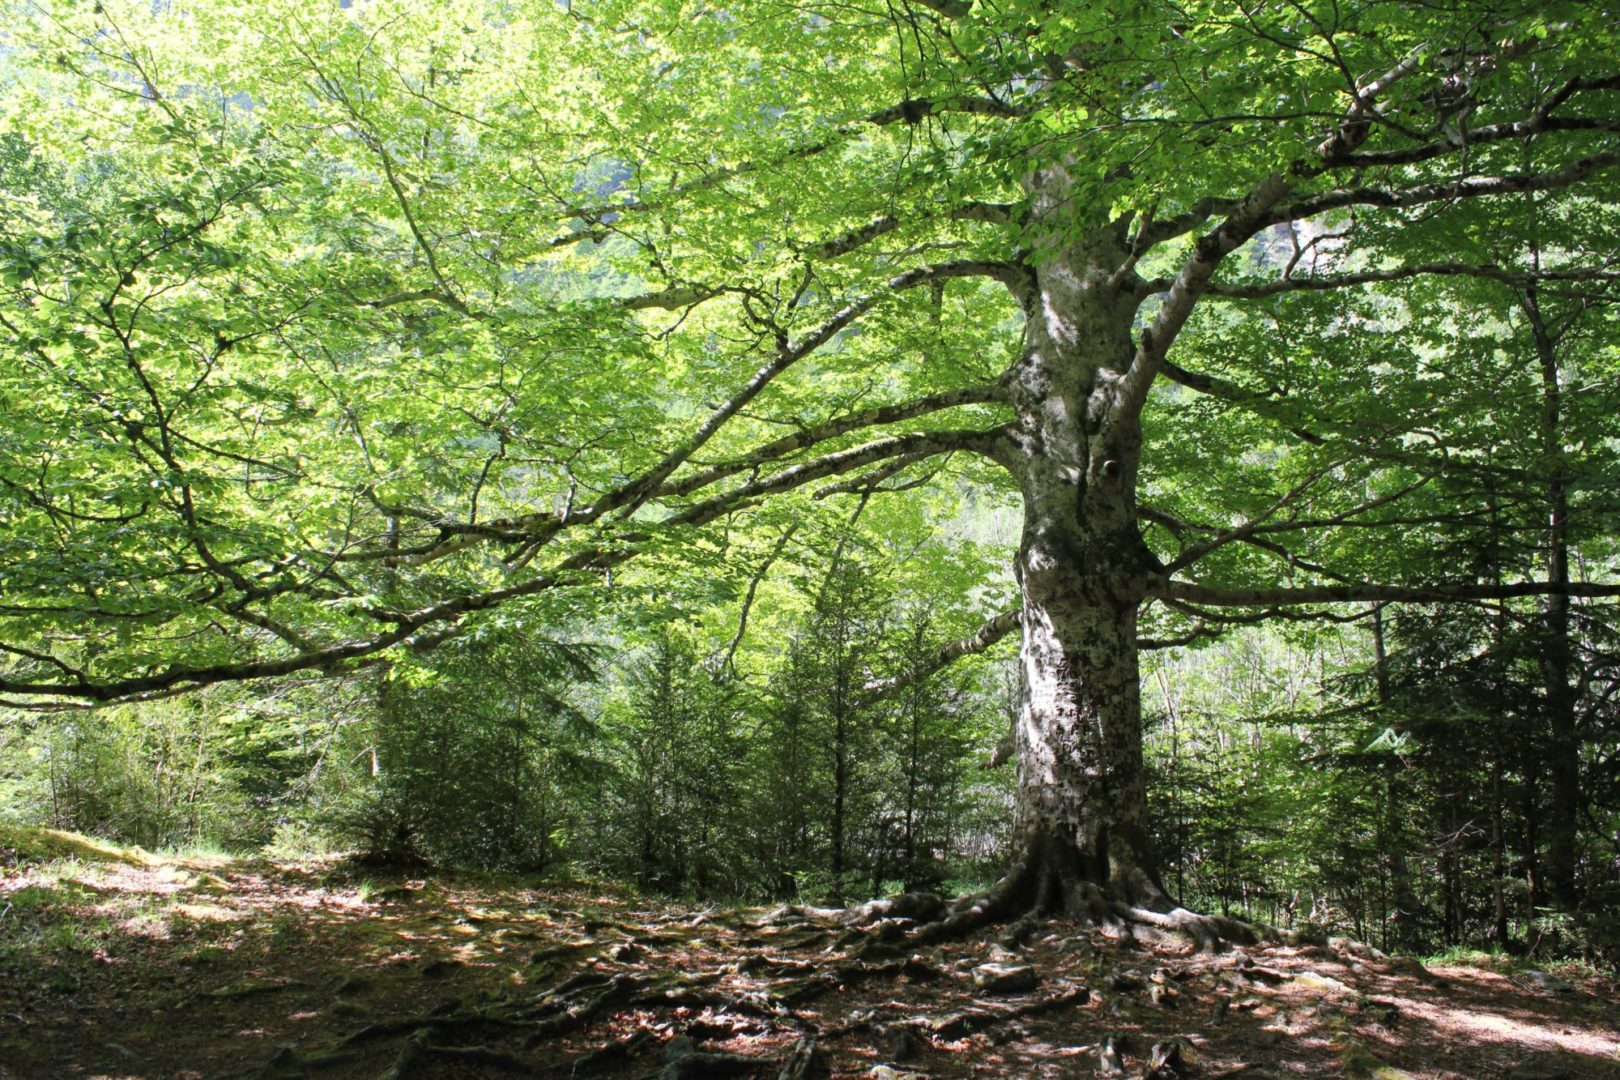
(420, 1043), (533, 1073)
(833, 836), (1277, 956)
(1115, 905), (1260, 951)
(571, 1028), (657, 1072)
(379, 1028), (428, 1080)
(247, 852), (1282, 1080)
(924, 985), (1091, 1040)
(777, 1034), (820, 1079)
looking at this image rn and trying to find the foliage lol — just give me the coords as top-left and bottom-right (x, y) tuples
(330, 631), (604, 870)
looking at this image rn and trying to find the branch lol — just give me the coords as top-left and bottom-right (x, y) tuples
(800, 202), (1015, 260)
(813, 451), (944, 498)
(382, 264), (1013, 567)
(664, 427), (1004, 530)
(1116, 172), (1296, 418)
(1158, 579), (1620, 608)
(659, 383), (1004, 500)
(1163, 476), (1430, 574)
(861, 608), (1020, 701)
(866, 94), (1028, 125)
(1156, 361), (1324, 450)
(906, 0), (972, 18)
(605, 261), (1015, 522)
(1136, 198), (1245, 247)
(1202, 262), (1620, 299)
(0, 431), (1005, 703)
(1268, 150), (1620, 227)
(1315, 44), (1430, 161)
(712, 523), (798, 674)
(1330, 115), (1620, 170)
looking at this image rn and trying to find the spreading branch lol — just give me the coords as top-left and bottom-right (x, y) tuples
(1199, 262), (1620, 300)
(1269, 150), (1620, 228)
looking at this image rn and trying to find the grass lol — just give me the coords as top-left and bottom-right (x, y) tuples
(1421, 942), (1613, 984)
(0, 824), (243, 979)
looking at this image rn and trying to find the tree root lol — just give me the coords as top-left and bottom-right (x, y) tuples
(379, 1028), (427, 1080)
(777, 1034), (819, 1079)
(827, 847), (1280, 956)
(925, 984), (1091, 1040)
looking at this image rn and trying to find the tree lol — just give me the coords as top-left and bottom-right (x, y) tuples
(341, 632), (601, 869)
(603, 626), (749, 895)
(3, 0), (1619, 937)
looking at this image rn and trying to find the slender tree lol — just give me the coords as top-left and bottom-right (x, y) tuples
(3, 0), (1619, 938)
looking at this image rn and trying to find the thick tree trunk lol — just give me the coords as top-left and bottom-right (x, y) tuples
(1012, 571), (1167, 911)
(993, 170), (1176, 919)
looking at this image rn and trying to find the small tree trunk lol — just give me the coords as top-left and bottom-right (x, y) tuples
(1491, 760), (1510, 945)
(1527, 279), (1581, 912)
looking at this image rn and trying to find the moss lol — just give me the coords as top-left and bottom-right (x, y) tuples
(1339, 1037), (1418, 1079)
(0, 823), (153, 867)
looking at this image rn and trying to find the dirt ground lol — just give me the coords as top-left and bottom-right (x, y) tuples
(2, 834), (1616, 1079)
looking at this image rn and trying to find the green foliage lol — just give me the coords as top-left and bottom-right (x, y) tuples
(595, 626), (752, 895)
(0, 697), (296, 851)
(331, 631), (604, 871)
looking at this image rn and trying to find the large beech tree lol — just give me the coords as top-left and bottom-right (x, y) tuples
(3, 0), (1619, 933)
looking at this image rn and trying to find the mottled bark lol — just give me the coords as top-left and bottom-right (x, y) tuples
(992, 169), (1173, 915)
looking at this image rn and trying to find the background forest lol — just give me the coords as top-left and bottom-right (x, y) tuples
(6, 513), (1618, 965)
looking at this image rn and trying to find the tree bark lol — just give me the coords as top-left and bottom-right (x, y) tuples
(992, 169), (1176, 917)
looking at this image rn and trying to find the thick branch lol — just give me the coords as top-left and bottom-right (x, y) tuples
(866, 95), (1025, 124)
(665, 427), (1004, 530)
(1117, 172), (1296, 418)
(659, 383), (1004, 499)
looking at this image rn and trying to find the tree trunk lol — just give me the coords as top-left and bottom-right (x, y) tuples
(992, 172), (1177, 919)
(1527, 282), (1580, 912)
(1011, 567), (1166, 911)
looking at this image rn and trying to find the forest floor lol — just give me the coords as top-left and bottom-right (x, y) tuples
(2, 828), (1617, 1080)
